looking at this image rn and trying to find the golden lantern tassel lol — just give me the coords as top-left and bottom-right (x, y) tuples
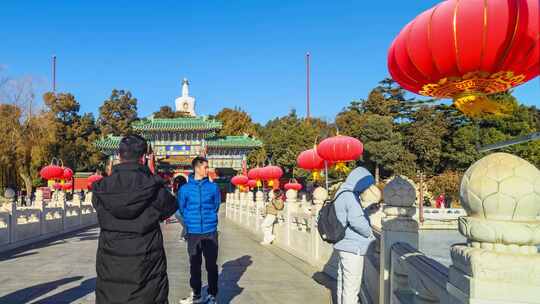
(454, 92), (513, 118)
(334, 162), (350, 174)
(311, 170), (322, 181)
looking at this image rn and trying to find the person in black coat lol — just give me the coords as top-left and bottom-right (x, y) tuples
(92, 135), (178, 304)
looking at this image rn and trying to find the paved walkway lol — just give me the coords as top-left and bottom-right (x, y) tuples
(0, 216), (333, 304)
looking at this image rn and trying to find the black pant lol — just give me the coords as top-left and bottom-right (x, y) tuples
(187, 232), (219, 297)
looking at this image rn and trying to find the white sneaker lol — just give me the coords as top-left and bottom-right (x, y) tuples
(205, 294), (217, 304)
(179, 292), (203, 304)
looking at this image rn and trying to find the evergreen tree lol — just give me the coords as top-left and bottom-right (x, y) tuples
(98, 89), (138, 136)
(43, 92), (103, 171)
(215, 107), (258, 137)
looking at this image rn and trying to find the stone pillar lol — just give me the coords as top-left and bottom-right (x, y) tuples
(255, 191), (264, 232)
(233, 191), (238, 221)
(311, 187), (328, 216)
(285, 189), (298, 247)
(84, 191), (93, 204)
(72, 192), (82, 207)
(312, 187), (328, 261)
(225, 193), (230, 218)
(34, 190), (44, 210)
(447, 153), (540, 304)
(33, 190), (45, 235)
(6, 193), (16, 244)
(379, 176), (418, 304)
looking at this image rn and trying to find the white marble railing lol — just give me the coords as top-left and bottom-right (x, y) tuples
(225, 152), (540, 304)
(0, 191), (98, 253)
(225, 188), (382, 303)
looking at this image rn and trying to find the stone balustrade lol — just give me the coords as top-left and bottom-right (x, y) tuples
(225, 152), (540, 303)
(0, 190), (98, 253)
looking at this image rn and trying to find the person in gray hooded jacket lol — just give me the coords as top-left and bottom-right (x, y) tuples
(333, 167), (377, 304)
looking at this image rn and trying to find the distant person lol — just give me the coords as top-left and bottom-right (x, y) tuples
(173, 175), (188, 241)
(178, 157), (221, 304)
(333, 167), (379, 304)
(92, 135), (178, 304)
(436, 193), (445, 209)
(260, 188), (285, 245)
(444, 194), (452, 208)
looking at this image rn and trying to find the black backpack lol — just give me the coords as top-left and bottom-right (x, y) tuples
(317, 190), (354, 244)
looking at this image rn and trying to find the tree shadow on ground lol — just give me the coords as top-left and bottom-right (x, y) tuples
(32, 277), (96, 304)
(213, 255), (252, 304)
(0, 276), (84, 304)
(0, 226), (98, 262)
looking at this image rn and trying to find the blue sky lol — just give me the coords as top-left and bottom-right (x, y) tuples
(1, 0), (538, 124)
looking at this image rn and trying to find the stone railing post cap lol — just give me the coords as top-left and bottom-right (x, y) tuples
(286, 189), (298, 199)
(461, 152), (540, 221)
(383, 175), (416, 207)
(313, 187), (328, 201)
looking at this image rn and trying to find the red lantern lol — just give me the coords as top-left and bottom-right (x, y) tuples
(231, 175), (249, 186)
(284, 182), (303, 191)
(317, 136), (363, 172)
(260, 166), (283, 189)
(40, 163), (64, 180)
(247, 168), (261, 180)
(53, 183), (63, 190)
(247, 180), (257, 189)
(62, 168), (73, 180)
(388, 0), (539, 117)
(260, 166), (283, 181)
(87, 174), (103, 190)
(297, 149), (325, 170)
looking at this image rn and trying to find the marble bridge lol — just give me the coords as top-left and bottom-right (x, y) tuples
(0, 152), (539, 304)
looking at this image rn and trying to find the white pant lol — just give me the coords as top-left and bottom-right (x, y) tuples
(337, 250), (365, 304)
(261, 214), (276, 243)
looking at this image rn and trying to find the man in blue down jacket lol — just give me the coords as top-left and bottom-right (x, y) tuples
(333, 167), (377, 304)
(178, 156), (221, 304)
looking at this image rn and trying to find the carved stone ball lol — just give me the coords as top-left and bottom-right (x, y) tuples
(383, 176), (417, 207)
(313, 187), (329, 202)
(460, 152), (540, 221)
(3, 188), (15, 199)
(286, 189), (298, 200)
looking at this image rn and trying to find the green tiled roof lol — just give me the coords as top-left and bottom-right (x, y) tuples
(95, 135), (122, 152)
(207, 135), (263, 149)
(133, 117), (222, 132)
(94, 134), (262, 155)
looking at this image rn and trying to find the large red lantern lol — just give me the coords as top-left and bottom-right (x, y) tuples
(87, 174), (103, 190)
(317, 136), (363, 172)
(388, 0), (539, 117)
(231, 175), (249, 186)
(39, 163), (64, 181)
